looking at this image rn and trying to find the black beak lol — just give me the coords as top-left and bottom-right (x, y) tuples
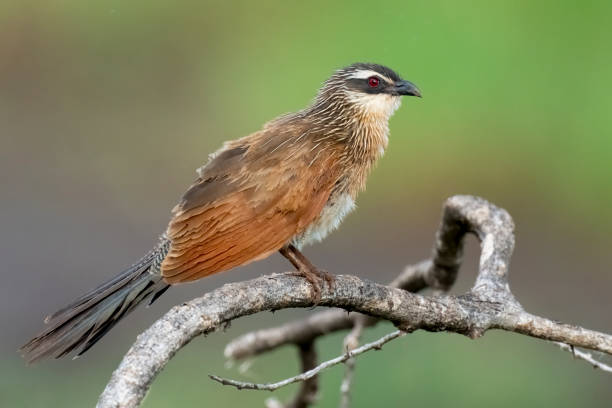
(394, 80), (421, 97)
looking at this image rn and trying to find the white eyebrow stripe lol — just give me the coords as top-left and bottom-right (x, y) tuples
(348, 69), (393, 84)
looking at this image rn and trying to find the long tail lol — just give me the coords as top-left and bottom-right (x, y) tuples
(21, 238), (171, 363)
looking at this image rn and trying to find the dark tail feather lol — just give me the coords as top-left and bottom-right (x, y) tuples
(21, 240), (170, 363)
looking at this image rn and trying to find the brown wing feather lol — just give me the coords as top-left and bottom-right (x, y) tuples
(161, 128), (340, 284)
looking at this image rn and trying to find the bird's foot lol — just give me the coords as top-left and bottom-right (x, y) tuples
(279, 244), (335, 304)
(289, 267), (335, 304)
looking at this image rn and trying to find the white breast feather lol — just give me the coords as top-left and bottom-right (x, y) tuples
(293, 193), (356, 248)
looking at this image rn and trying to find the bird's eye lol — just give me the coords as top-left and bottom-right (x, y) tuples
(367, 76), (380, 88)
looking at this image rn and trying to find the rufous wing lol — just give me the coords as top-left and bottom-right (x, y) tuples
(161, 145), (338, 284)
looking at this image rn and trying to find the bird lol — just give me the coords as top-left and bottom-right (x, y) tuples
(21, 62), (421, 363)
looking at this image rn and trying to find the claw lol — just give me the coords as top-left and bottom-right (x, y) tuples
(288, 268), (335, 304)
(280, 245), (335, 304)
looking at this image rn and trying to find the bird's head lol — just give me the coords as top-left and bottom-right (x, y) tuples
(314, 63), (421, 120)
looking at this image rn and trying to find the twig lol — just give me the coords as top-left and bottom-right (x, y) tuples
(339, 357), (356, 408)
(339, 318), (365, 408)
(210, 331), (404, 391)
(556, 342), (612, 373)
(343, 317), (366, 353)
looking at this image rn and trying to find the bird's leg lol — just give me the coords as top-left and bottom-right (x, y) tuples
(279, 244), (335, 303)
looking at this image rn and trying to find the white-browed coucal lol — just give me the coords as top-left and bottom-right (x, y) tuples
(22, 63), (421, 362)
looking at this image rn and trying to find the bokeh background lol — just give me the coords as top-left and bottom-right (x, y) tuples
(2, 1), (611, 406)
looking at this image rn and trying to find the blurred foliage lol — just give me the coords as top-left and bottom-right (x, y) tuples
(3, 0), (612, 231)
(2, 0), (611, 407)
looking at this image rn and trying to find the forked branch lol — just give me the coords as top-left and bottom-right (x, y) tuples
(97, 196), (612, 408)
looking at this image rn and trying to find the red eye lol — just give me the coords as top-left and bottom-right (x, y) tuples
(368, 76), (380, 87)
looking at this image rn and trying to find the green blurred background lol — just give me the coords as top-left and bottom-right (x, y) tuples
(2, 0), (611, 406)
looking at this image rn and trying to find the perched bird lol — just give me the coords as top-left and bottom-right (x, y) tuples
(21, 63), (421, 362)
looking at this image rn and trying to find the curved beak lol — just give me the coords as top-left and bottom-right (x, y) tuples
(394, 80), (422, 97)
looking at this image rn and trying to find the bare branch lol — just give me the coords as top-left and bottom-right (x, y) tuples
(210, 331), (404, 391)
(97, 195), (612, 408)
(222, 261), (436, 361)
(555, 342), (612, 373)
